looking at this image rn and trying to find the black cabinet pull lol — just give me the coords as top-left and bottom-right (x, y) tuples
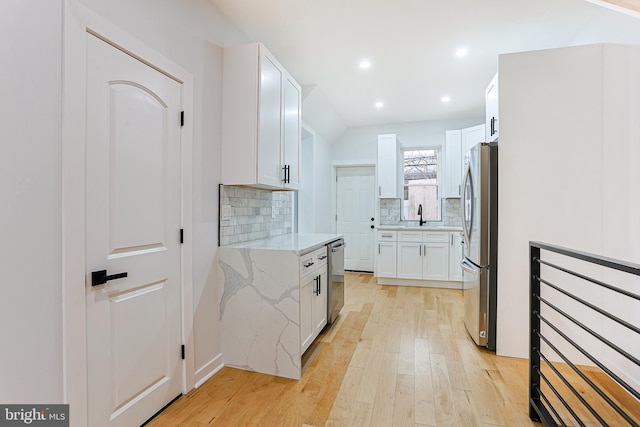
(91, 269), (128, 286)
(318, 275), (321, 295)
(303, 261), (314, 268)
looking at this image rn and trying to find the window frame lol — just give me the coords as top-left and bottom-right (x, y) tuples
(401, 147), (442, 222)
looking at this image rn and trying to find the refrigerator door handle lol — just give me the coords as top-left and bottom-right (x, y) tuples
(460, 258), (479, 274)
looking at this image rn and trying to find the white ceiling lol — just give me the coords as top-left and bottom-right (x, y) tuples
(209, 0), (640, 128)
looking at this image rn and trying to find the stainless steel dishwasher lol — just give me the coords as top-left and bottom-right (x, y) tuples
(326, 238), (345, 325)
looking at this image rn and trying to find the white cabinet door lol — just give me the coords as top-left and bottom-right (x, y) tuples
(283, 75), (301, 190)
(313, 268), (328, 334)
(461, 124), (486, 160)
(377, 134), (401, 198)
(444, 130), (462, 198)
(258, 52), (284, 188)
(376, 241), (397, 278)
(485, 73), (499, 143)
(300, 274), (314, 353)
(423, 242), (449, 281)
(397, 242), (423, 279)
(221, 43), (301, 190)
(449, 232), (464, 281)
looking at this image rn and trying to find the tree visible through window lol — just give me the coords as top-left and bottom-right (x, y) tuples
(402, 149), (440, 221)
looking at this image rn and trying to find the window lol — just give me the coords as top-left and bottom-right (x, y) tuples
(402, 149), (441, 221)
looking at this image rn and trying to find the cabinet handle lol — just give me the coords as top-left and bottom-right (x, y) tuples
(419, 245), (422, 256)
(378, 186), (381, 196)
(303, 261), (314, 268)
(381, 233), (392, 238)
(378, 243), (380, 254)
(458, 184), (461, 196)
(318, 255), (327, 260)
(451, 234), (453, 245)
(318, 275), (321, 295)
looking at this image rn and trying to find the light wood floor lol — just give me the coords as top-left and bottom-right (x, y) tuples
(148, 273), (638, 427)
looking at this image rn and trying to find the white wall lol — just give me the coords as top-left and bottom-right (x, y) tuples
(498, 44), (640, 392)
(299, 124), (333, 234)
(76, 0), (247, 382)
(331, 118), (483, 163)
(0, 0), (248, 402)
(0, 0), (63, 403)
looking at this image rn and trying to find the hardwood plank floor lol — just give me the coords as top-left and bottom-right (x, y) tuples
(148, 272), (638, 427)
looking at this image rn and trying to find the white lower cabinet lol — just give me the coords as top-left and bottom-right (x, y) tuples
(423, 241), (449, 280)
(300, 275), (314, 352)
(376, 241), (397, 278)
(397, 242), (423, 279)
(300, 246), (328, 354)
(376, 229), (461, 285)
(313, 269), (328, 333)
(449, 232), (464, 281)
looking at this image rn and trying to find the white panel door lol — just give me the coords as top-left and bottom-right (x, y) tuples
(86, 34), (182, 427)
(336, 167), (375, 272)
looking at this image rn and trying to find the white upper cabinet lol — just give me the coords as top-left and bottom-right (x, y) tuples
(444, 130), (462, 198)
(377, 134), (402, 198)
(485, 73), (499, 142)
(461, 124), (486, 157)
(222, 43), (301, 190)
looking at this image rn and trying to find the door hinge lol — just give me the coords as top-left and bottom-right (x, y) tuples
(180, 228), (184, 244)
(180, 111), (184, 127)
(181, 344), (185, 360)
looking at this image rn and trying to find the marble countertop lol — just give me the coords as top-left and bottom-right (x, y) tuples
(378, 225), (462, 231)
(220, 233), (343, 255)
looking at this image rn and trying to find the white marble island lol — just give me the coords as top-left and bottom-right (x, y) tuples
(218, 233), (342, 380)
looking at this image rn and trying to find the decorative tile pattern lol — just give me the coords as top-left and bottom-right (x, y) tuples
(379, 198), (462, 227)
(220, 186), (293, 246)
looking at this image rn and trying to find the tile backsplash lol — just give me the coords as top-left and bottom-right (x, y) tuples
(379, 198), (461, 227)
(219, 186), (293, 246)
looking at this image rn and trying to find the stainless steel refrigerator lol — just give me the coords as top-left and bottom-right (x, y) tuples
(461, 142), (498, 350)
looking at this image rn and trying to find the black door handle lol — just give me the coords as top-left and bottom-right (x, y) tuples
(370, 225), (375, 229)
(92, 269), (128, 286)
(371, 217), (374, 221)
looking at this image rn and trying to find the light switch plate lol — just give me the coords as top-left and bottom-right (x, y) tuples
(222, 205), (232, 220)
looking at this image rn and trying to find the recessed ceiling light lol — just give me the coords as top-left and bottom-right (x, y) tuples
(359, 60), (372, 69)
(375, 101), (384, 109)
(455, 48), (468, 57)
(441, 96), (451, 103)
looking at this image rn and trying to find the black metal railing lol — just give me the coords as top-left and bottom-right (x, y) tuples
(529, 241), (640, 427)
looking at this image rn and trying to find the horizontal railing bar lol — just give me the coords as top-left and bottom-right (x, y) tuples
(537, 331), (639, 426)
(539, 388), (568, 427)
(538, 277), (640, 334)
(538, 349), (609, 426)
(536, 258), (640, 301)
(538, 295), (640, 366)
(538, 368), (585, 427)
(531, 241), (640, 276)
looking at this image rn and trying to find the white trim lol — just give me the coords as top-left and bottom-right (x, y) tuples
(62, 2), (195, 425)
(376, 277), (463, 289)
(194, 354), (224, 388)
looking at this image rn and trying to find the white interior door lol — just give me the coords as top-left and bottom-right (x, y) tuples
(85, 34), (183, 427)
(336, 167), (375, 271)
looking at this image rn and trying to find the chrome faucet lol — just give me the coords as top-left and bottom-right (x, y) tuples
(417, 204), (426, 226)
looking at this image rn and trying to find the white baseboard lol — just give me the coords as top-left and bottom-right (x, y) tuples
(194, 353), (224, 388)
(376, 277), (462, 289)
